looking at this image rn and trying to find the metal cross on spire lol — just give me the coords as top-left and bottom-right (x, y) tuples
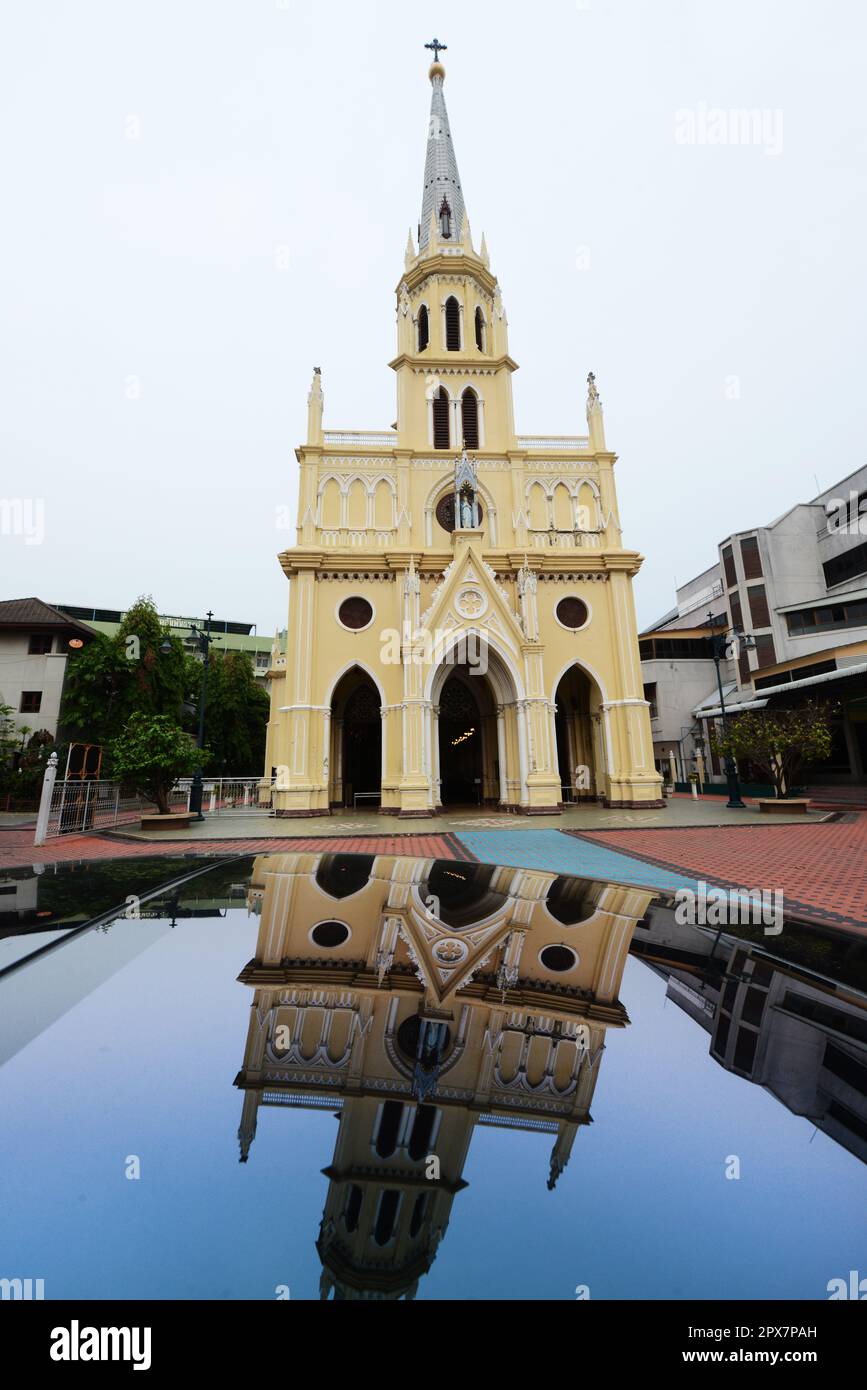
(425, 37), (447, 63)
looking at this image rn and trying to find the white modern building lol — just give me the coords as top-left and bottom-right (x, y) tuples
(641, 466), (867, 789)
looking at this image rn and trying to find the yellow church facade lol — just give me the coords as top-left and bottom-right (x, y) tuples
(264, 53), (662, 819)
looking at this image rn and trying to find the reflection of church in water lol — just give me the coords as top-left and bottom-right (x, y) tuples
(235, 852), (656, 1299)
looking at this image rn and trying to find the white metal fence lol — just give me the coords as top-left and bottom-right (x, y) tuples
(173, 778), (272, 816)
(34, 756), (271, 844)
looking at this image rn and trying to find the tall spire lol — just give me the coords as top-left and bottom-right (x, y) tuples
(418, 42), (466, 253)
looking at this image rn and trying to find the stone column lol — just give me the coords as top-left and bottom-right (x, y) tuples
(496, 705), (508, 806)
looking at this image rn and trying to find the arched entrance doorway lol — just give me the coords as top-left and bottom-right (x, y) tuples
(437, 666), (499, 807)
(330, 669), (382, 809)
(554, 665), (603, 804)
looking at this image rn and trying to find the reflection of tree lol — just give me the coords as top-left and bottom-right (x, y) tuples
(6, 856), (256, 930)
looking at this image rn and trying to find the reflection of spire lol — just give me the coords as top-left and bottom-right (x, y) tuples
(548, 1122), (579, 1191)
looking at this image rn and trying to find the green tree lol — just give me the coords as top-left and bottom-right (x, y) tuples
(0, 702), (20, 794)
(61, 597), (190, 746)
(200, 650), (270, 775)
(108, 713), (209, 815)
(711, 702), (833, 798)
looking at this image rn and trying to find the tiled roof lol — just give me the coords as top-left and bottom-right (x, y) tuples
(0, 597), (96, 635)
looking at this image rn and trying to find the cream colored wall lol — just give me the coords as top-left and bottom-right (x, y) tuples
(266, 219), (662, 813)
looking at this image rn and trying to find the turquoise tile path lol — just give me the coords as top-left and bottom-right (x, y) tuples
(454, 829), (702, 897)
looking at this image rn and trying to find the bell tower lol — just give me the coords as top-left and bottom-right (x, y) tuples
(391, 49), (518, 458)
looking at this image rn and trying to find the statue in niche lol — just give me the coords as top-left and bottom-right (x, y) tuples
(454, 446), (480, 529)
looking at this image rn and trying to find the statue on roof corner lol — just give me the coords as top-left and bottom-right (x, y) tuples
(455, 445), (480, 529)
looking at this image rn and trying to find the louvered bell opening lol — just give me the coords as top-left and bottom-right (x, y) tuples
(433, 388), (450, 450)
(445, 296), (461, 351)
(418, 304), (429, 352)
(461, 389), (479, 450)
(475, 307), (485, 352)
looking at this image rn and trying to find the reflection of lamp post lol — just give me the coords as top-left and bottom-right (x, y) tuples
(187, 612), (216, 821)
(707, 612), (755, 810)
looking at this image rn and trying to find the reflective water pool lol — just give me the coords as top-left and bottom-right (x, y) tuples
(1, 852), (865, 1301)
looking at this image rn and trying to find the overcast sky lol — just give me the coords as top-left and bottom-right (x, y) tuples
(3, 0), (865, 633)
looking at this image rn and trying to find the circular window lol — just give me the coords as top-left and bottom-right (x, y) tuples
(540, 944), (578, 973)
(338, 597), (374, 631)
(436, 493), (483, 534)
(311, 921), (351, 949)
(396, 1014), (452, 1062)
(556, 597), (589, 631)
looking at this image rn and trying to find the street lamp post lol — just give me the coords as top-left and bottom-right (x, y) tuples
(188, 611), (215, 821)
(707, 612), (754, 811)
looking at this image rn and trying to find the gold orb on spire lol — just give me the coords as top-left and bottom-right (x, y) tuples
(429, 60), (446, 81)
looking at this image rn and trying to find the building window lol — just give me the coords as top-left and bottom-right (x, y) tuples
(786, 598), (867, 636)
(738, 650), (752, 685)
(310, 921), (350, 949)
(417, 304), (429, 352)
(739, 535), (763, 580)
(474, 306), (485, 352)
(444, 296), (461, 351)
(722, 545), (738, 588)
(644, 683), (658, 719)
(823, 539), (867, 589)
(338, 597), (374, 632)
(728, 592), (743, 630)
(409, 1193), (427, 1239)
(28, 634), (53, 655)
(556, 597), (589, 630)
(20, 692), (42, 713)
(540, 944), (578, 973)
(747, 584), (771, 629)
(640, 636), (713, 661)
(753, 633), (777, 668)
(375, 1102), (404, 1160)
(344, 1185), (363, 1234)
(373, 1190), (401, 1247)
(432, 386), (451, 448)
(461, 388), (479, 449)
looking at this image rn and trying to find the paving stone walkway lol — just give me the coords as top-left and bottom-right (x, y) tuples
(3, 808), (865, 934)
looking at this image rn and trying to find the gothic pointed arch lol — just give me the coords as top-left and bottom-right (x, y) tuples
(461, 387), (480, 450)
(432, 385), (451, 449)
(417, 302), (429, 352)
(444, 295), (461, 351)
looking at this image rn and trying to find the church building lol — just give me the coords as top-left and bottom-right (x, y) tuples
(264, 45), (662, 818)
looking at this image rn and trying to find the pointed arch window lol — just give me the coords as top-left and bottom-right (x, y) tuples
(373, 1190), (401, 1247)
(432, 386), (450, 450)
(461, 388), (480, 450)
(409, 1193), (427, 1239)
(444, 296), (461, 351)
(439, 197), (452, 240)
(475, 307), (485, 352)
(375, 1100), (404, 1159)
(417, 304), (429, 352)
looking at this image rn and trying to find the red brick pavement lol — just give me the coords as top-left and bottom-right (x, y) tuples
(0, 830), (467, 871)
(578, 814), (867, 929)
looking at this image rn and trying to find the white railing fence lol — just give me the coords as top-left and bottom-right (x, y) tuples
(34, 755), (271, 844)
